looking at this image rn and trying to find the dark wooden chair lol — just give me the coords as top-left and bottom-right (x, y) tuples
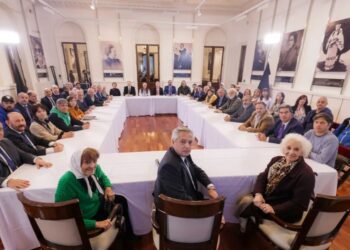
(252, 194), (350, 250)
(17, 192), (121, 250)
(152, 194), (225, 250)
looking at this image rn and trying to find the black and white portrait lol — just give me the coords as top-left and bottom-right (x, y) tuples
(252, 40), (267, 71)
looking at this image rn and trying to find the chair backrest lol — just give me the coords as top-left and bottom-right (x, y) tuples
(291, 194), (350, 250)
(156, 194), (225, 250)
(17, 192), (92, 250)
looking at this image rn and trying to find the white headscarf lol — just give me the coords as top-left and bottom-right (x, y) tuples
(70, 150), (104, 198)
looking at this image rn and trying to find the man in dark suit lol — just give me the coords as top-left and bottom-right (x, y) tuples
(164, 80), (177, 96)
(123, 81), (136, 96)
(5, 112), (64, 156)
(51, 85), (62, 101)
(257, 104), (303, 144)
(0, 122), (52, 189)
(303, 96), (333, 133)
(153, 126), (219, 201)
(15, 92), (33, 126)
(41, 88), (56, 112)
(214, 88), (228, 109)
(151, 81), (164, 96)
(84, 88), (104, 107)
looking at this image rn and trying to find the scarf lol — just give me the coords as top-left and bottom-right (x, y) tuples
(265, 157), (298, 195)
(70, 150), (104, 198)
(50, 107), (71, 126)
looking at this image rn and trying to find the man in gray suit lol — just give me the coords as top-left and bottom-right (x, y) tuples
(0, 122), (52, 189)
(153, 126), (218, 201)
(214, 88), (242, 115)
(224, 95), (255, 123)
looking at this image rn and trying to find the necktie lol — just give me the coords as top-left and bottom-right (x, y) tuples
(24, 106), (32, 122)
(49, 97), (55, 106)
(22, 133), (37, 149)
(277, 124), (285, 139)
(0, 146), (17, 171)
(183, 158), (196, 191)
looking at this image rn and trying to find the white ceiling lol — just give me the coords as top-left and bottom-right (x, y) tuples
(41, 0), (264, 15)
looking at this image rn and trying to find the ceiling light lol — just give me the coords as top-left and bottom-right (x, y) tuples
(264, 32), (281, 44)
(90, 0), (96, 10)
(197, 9), (202, 17)
(0, 30), (20, 44)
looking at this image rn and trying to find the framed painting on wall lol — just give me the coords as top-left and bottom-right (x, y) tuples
(101, 41), (124, 78)
(30, 35), (48, 78)
(173, 43), (192, 78)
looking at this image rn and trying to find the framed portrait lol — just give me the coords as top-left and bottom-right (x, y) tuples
(313, 17), (350, 87)
(30, 35), (48, 78)
(100, 41), (124, 78)
(173, 43), (192, 78)
(252, 40), (267, 71)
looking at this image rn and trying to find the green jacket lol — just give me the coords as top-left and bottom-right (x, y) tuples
(55, 164), (112, 229)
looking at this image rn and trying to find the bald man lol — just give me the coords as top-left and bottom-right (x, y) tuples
(303, 96), (333, 133)
(15, 92), (33, 126)
(5, 112), (63, 156)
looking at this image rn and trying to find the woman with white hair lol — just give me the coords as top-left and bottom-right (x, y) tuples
(237, 133), (315, 231)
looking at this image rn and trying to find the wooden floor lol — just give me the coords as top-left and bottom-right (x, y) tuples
(1, 115), (349, 250)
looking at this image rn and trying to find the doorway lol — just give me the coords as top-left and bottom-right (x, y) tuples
(237, 45), (247, 83)
(136, 44), (159, 90)
(202, 46), (224, 89)
(62, 42), (90, 83)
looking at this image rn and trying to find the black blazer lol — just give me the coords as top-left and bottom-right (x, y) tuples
(84, 95), (103, 107)
(109, 88), (121, 96)
(5, 128), (50, 156)
(41, 96), (56, 112)
(254, 156), (315, 222)
(265, 118), (303, 144)
(0, 139), (35, 186)
(153, 147), (212, 201)
(123, 86), (136, 96)
(14, 103), (33, 126)
(49, 113), (83, 132)
(151, 87), (164, 96)
(214, 96), (228, 109)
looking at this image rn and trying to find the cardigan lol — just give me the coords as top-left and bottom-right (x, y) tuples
(29, 120), (64, 142)
(55, 165), (112, 229)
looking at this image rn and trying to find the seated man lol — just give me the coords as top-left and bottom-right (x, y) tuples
(151, 81), (164, 96)
(84, 88), (104, 107)
(214, 88), (241, 115)
(41, 88), (57, 112)
(77, 89), (90, 112)
(15, 92), (33, 126)
(95, 85), (107, 102)
(334, 117), (350, 147)
(164, 80), (177, 96)
(238, 102), (274, 133)
(304, 113), (339, 168)
(153, 126), (218, 201)
(49, 98), (90, 132)
(213, 88), (228, 109)
(197, 85), (209, 102)
(27, 90), (38, 105)
(51, 85), (62, 101)
(224, 95), (255, 123)
(303, 96), (333, 133)
(5, 112), (64, 156)
(257, 104), (303, 144)
(0, 123), (52, 189)
(190, 83), (197, 97)
(0, 95), (16, 129)
(123, 81), (136, 96)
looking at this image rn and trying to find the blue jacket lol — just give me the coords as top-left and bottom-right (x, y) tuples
(334, 118), (350, 147)
(164, 85), (177, 96)
(0, 106), (18, 129)
(265, 117), (304, 144)
(214, 96), (228, 109)
(303, 107), (333, 133)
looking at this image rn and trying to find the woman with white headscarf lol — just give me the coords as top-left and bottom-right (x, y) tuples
(55, 148), (133, 236)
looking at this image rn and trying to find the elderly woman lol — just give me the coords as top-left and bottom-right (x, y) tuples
(30, 104), (74, 141)
(55, 148), (133, 235)
(237, 133), (315, 231)
(67, 96), (85, 121)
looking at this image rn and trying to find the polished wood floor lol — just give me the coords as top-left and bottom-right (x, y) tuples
(1, 115), (348, 250)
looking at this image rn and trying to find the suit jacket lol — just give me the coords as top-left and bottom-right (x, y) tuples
(123, 86), (136, 96)
(177, 86), (191, 95)
(254, 156), (315, 222)
(84, 95), (103, 107)
(230, 103), (255, 123)
(109, 88), (121, 96)
(15, 103), (33, 126)
(153, 147), (212, 201)
(164, 85), (177, 96)
(41, 96), (56, 112)
(219, 96), (242, 115)
(5, 128), (50, 156)
(49, 113), (83, 132)
(214, 96), (228, 109)
(151, 87), (164, 96)
(240, 111), (275, 133)
(265, 117), (304, 144)
(0, 138), (35, 186)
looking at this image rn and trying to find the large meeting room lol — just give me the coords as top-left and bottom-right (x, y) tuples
(1, 0), (350, 249)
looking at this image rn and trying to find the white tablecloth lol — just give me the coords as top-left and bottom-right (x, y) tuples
(125, 96), (177, 116)
(0, 96), (338, 250)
